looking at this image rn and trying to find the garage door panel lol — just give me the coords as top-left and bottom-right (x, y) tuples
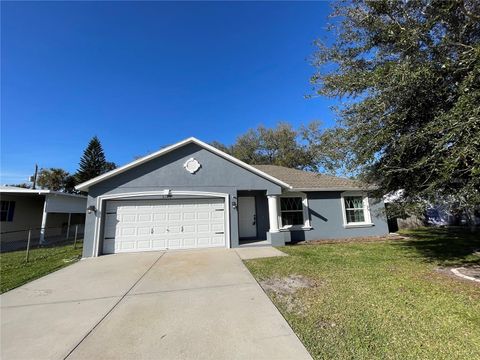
(211, 223), (224, 232)
(137, 227), (151, 236)
(183, 225), (195, 234)
(212, 211), (224, 219)
(137, 213), (152, 222)
(167, 213), (182, 221)
(103, 198), (226, 254)
(153, 225), (167, 234)
(197, 237), (210, 246)
(120, 227), (137, 236)
(183, 238), (196, 247)
(118, 241), (135, 250)
(120, 214), (136, 223)
(167, 238), (182, 248)
(183, 212), (196, 220)
(211, 236), (225, 245)
(167, 225), (181, 234)
(197, 224), (210, 233)
(153, 213), (166, 221)
(137, 240), (151, 249)
(152, 239), (167, 248)
(197, 212), (210, 220)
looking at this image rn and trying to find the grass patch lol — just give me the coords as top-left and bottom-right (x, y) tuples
(0, 242), (83, 293)
(245, 228), (480, 359)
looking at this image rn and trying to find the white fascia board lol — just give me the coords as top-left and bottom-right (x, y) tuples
(0, 188), (87, 198)
(75, 137), (292, 191)
(47, 191), (87, 199)
(0, 188), (47, 195)
(289, 187), (368, 192)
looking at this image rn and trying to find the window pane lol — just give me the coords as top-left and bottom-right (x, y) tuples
(7, 201), (15, 221)
(0, 201), (8, 222)
(344, 196), (363, 209)
(346, 209), (365, 223)
(281, 197), (302, 211)
(281, 211), (304, 226)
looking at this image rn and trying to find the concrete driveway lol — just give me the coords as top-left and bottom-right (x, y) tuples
(1, 248), (311, 360)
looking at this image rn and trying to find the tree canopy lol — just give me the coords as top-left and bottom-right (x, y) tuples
(37, 168), (76, 192)
(212, 122), (319, 170)
(310, 0), (480, 208)
(76, 136), (116, 184)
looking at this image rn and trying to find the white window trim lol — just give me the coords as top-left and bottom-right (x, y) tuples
(340, 191), (373, 228)
(279, 192), (312, 231)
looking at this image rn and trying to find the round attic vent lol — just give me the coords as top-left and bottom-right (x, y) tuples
(183, 158), (201, 174)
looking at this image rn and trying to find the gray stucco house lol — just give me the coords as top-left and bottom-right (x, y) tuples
(76, 137), (389, 258)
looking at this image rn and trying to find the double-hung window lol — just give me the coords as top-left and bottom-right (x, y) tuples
(280, 197), (304, 226)
(279, 193), (310, 229)
(341, 192), (372, 227)
(0, 201), (15, 222)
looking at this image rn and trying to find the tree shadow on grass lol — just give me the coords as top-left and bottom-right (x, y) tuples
(395, 227), (480, 267)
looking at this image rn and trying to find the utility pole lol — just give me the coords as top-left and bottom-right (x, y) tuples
(30, 164), (38, 189)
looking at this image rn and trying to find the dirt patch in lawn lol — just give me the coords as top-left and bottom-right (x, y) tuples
(260, 274), (318, 295)
(259, 275), (320, 316)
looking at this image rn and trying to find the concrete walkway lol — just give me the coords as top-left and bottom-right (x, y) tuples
(1, 248), (311, 360)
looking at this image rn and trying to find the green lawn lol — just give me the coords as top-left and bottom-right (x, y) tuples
(0, 242), (83, 293)
(245, 228), (480, 360)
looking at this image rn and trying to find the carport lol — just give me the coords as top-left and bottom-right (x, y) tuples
(0, 186), (87, 246)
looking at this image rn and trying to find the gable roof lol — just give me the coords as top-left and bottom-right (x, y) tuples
(252, 165), (365, 191)
(75, 137), (292, 191)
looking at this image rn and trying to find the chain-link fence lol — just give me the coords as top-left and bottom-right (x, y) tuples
(0, 224), (84, 261)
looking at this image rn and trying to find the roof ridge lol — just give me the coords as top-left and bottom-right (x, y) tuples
(252, 164), (364, 190)
(253, 164), (356, 182)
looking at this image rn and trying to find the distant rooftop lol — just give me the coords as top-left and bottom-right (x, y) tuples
(0, 186), (86, 198)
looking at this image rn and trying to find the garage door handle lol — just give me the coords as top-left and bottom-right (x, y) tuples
(181, 226), (183, 232)
(151, 228), (154, 234)
(215, 232), (224, 234)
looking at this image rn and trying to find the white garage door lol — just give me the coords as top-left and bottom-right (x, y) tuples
(103, 198), (226, 254)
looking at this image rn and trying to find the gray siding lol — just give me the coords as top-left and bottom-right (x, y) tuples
(83, 143), (282, 257)
(0, 195), (86, 243)
(290, 191), (389, 242)
(0, 195), (44, 242)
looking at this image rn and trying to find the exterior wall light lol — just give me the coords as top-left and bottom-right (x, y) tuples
(232, 196), (238, 209)
(87, 205), (97, 214)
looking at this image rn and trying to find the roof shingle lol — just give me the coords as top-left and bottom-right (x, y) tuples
(253, 165), (364, 190)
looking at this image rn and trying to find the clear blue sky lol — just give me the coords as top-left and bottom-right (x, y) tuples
(1, 1), (337, 184)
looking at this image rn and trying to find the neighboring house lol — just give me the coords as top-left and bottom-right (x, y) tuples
(76, 137), (389, 258)
(384, 191), (480, 231)
(0, 186), (87, 246)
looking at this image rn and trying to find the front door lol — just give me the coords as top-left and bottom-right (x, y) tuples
(238, 196), (257, 238)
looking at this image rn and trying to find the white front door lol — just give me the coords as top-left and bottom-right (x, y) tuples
(238, 196), (257, 238)
(103, 198), (226, 254)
